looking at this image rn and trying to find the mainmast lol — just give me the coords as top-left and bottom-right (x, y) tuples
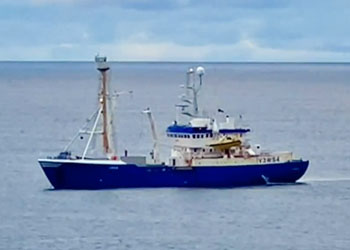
(95, 55), (116, 157)
(179, 66), (205, 118)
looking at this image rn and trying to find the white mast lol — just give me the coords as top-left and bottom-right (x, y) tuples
(185, 67), (194, 100)
(192, 66), (205, 116)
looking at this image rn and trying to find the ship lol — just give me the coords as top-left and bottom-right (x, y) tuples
(38, 56), (309, 189)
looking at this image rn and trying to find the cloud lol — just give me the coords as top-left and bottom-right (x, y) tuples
(2, 0), (289, 9)
(58, 43), (75, 49)
(3, 39), (350, 62)
(31, 0), (76, 4)
(1, 0), (350, 61)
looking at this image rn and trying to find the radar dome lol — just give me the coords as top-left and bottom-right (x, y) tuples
(196, 66), (205, 76)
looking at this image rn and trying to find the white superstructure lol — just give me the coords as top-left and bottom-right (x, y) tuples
(164, 66), (294, 167)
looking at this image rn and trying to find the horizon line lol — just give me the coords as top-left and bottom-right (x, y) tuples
(1, 60), (350, 64)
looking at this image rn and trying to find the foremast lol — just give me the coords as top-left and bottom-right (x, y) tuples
(95, 55), (116, 158)
(58, 56), (118, 160)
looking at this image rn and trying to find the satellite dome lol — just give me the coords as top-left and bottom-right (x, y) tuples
(196, 66), (205, 76)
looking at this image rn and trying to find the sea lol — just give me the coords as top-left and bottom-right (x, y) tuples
(0, 62), (350, 250)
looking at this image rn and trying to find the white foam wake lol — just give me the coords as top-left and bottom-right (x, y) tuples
(302, 177), (350, 182)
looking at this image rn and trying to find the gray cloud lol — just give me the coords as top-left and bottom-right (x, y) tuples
(1, 0), (350, 60)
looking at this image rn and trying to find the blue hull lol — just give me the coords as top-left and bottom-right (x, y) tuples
(38, 160), (309, 189)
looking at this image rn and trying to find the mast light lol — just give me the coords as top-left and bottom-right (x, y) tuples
(95, 55), (110, 71)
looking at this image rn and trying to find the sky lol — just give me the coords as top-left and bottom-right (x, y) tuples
(1, 0), (350, 61)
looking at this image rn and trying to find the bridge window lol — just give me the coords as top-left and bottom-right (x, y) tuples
(192, 134), (195, 139)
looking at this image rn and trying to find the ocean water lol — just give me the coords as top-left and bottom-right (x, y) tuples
(0, 62), (350, 249)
